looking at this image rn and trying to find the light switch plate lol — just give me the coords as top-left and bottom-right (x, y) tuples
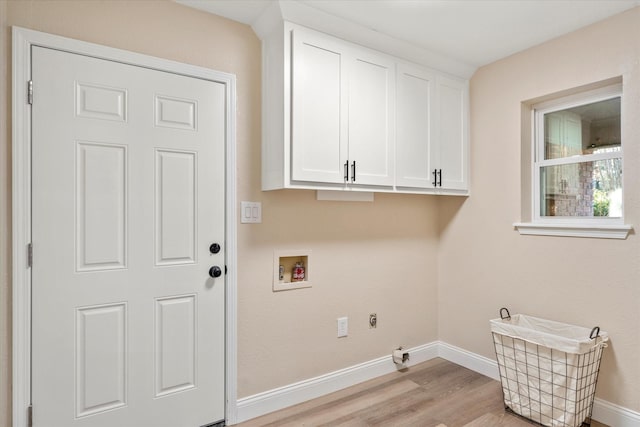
(337, 317), (348, 338)
(241, 201), (262, 224)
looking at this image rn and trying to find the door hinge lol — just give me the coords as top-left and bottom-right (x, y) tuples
(27, 243), (33, 268)
(27, 80), (33, 105)
(27, 404), (33, 427)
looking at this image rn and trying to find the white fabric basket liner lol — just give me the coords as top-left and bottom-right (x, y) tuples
(490, 314), (608, 354)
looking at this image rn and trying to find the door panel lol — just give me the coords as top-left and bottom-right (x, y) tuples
(75, 303), (127, 418)
(76, 82), (127, 122)
(154, 295), (196, 397)
(31, 46), (225, 427)
(155, 150), (197, 265)
(76, 141), (127, 270)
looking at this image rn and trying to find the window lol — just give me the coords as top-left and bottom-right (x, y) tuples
(515, 82), (632, 239)
(536, 89), (621, 220)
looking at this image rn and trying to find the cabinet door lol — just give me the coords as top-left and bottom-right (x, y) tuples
(291, 29), (348, 184)
(347, 50), (395, 186)
(434, 75), (469, 191)
(396, 64), (435, 188)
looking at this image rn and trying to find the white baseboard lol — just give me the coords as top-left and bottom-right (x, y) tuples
(236, 342), (438, 423)
(591, 398), (640, 427)
(436, 341), (500, 381)
(234, 341), (640, 426)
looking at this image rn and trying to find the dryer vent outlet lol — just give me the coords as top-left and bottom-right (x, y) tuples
(392, 347), (409, 365)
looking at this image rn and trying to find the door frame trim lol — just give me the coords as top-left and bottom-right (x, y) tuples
(12, 26), (238, 427)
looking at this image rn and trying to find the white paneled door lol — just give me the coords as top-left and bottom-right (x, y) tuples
(31, 46), (226, 427)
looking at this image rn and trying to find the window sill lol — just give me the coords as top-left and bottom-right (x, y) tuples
(513, 222), (633, 239)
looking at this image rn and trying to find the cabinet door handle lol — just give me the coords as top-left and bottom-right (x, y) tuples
(432, 169), (438, 187)
(344, 160), (349, 182)
(438, 169), (442, 187)
(351, 161), (356, 182)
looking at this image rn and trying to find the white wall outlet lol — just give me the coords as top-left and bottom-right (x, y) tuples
(337, 317), (348, 337)
(241, 201), (262, 223)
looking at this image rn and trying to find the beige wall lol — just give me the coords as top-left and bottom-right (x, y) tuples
(438, 7), (640, 412)
(0, 1), (440, 424)
(237, 190), (439, 394)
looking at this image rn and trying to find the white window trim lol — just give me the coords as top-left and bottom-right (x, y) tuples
(515, 83), (632, 239)
(514, 222), (632, 239)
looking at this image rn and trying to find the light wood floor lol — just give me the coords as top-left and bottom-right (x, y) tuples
(236, 358), (607, 427)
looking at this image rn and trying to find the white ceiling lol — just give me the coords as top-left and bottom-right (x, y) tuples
(178, 0), (639, 68)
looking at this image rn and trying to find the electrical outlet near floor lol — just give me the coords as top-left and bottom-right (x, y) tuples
(369, 313), (377, 328)
(337, 317), (348, 337)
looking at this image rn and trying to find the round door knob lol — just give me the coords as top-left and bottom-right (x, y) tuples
(209, 266), (222, 278)
(209, 243), (221, 254)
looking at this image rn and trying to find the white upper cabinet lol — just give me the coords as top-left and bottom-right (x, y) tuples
(396, 65), (469, 193)
(347, 50), (395, 186)
(291, 27), (395, 187)
(434, 75), (469, 191)
(396, 63), (435, 189)
(261, 22), (469, 195)
(290, 29), (348, 184)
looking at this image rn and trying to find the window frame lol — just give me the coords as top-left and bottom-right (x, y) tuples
(533, 84), (623, 224)
(514, 82), (632, 239)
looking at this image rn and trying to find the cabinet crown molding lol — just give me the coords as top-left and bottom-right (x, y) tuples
(251, 0), (476, 79)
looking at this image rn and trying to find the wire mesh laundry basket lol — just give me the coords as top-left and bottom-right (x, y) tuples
(490, 308), (608, 427)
